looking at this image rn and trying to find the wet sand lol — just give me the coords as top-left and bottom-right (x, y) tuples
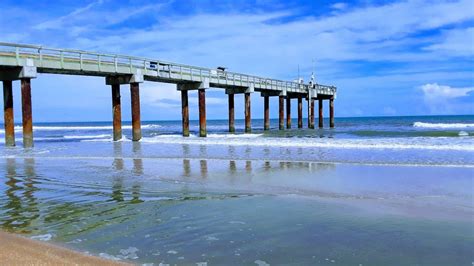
(0, 231), (128, 265)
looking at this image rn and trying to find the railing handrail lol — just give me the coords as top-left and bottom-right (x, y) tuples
(0, 42), (336, 94)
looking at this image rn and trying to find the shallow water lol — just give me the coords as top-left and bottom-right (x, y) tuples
(0, 115), (473, 265)
(0, 154), (472, 265)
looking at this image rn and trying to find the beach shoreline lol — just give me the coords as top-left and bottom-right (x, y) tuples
(0, 231), (129, 265)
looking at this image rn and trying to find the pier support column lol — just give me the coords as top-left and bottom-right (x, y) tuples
(264, 95), (270, 130)
(3, 80), (15, 146)
(329, 97), (335, 128)
(279, 95), (284, 130)
(198, 89), (206, 137)
(245, 93), (251, 133)
(319, 99), (324, 128)
(130, 83), (141, 141)
(111, 84), (122, 141)
(181, 90), (189, 137)
(286, 97), (291, 129)
(21, 78), (33, 148)
(307, 98), (314, 129)
(228, 93), (235, 133)
(297, 96), (303, 129)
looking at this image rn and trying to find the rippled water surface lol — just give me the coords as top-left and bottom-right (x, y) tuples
(0, 115), (473, 265)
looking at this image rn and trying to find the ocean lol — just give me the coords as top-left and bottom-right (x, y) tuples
(0, 115), (473, 265)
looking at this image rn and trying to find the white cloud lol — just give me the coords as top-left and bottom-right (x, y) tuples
(420, 83), (473, 99)
(424, 27), (474, 56)
(419, 83), (474, 114)
(331, 2), (348, 10)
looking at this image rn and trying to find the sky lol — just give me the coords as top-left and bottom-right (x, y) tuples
(0, 0), (473, 122)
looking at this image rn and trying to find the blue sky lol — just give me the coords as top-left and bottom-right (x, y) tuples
(0, 0), (473, 122)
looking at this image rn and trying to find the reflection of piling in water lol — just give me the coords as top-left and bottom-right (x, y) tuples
(3, 158), (39, 233)
(200, 159), (208, 178)
(132, 142), (143, 175)
(131, 183), (143, 204)
(113, 142), (124, 171)
(229, 160), (237, 174)
(245, 161), (252, 173)
(182, 144), (191, 177)
(264, 161), (271, 170)
(112, 143), (124, 202)
(183, 159), (191, 177)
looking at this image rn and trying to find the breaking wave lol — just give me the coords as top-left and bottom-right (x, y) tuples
(413, 122), (474, 129)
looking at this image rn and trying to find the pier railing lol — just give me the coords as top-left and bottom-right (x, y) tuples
(0, 42), (336, 95)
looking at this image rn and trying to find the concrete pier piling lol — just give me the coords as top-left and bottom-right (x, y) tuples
(130, 83), (141, 141)
(297, 96), (303, 129)
(264, 95), (270, 131)
(245, 93), (251, 133)
(198, 89), (206, 137)
(3, 80), (14, 146)
(228, 94), (235, 133)
(286, 97), (291, 129)
(319, 99), (324, 128)
(307, 98), (315, 129)
(181, 90), (189, 137)
(330, 97), (335, 128)
(21, 78), (33, 148)
(111, 84), (122, 141)
(279, 95), (284, 130)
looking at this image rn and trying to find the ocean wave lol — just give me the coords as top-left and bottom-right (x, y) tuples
(413, 122), (474, 129)
(81, 135), (474, 151)
(63, 134), (110, 139)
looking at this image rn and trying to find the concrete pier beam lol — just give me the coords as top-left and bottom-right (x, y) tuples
(130, 82), (141, 141)
(3, 80), (15, 146)
(264, 95), (270, 131)
(286, 97), (291, 129)
(228, 93), (235, 133)
(111, 84), (122, 141)
(319, 99), (324, 128)
(181, 90), (189, 137)
(297, 96), (303, 129)
(245, 93), (251, 133)
(198, 89), (206, 137)
(330, 97), (335, 128)
(21, 78), (33, 148)
(279, 95), (284, 130)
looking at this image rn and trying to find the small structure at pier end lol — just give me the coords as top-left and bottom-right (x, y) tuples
(0, 42), (337, 147)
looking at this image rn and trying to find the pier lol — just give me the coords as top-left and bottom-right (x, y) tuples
(0, 42), (336, 147)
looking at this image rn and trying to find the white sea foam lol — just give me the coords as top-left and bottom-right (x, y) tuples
(413, 122), (474, 129)
(125, 135), (474, 151)
(30, 233), (54, 241)
(0, 124), (160, 133)
(63, 134), (110, 139)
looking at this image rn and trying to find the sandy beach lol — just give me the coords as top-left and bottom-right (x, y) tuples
(0, 231), (127, 265)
